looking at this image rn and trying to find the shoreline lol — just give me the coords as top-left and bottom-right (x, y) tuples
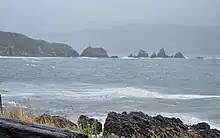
(1, 107), (220, 138)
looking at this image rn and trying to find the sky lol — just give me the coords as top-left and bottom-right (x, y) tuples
(0, 0), (220, 33)
(0, 0), (220, 55)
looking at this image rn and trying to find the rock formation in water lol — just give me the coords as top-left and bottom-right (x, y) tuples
(174, 52), (185, 58)
(150, 52), (157, 58)
(111, 56), (119, 58)
(137, 50), (148, 58)
(80, 46), (108, 57)
(0, 31), (79, 57)
(157, 48), (169, 58)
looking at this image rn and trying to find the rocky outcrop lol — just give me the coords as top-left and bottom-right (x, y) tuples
(103, 112), (220, 138)
(0, 31), (79, 57)
(80, 46), (108, 57)
(137, 50), (148, 58)
(77, 115), (102, 135)
(111, 56), (119, 58)
(174, 52), (185, 58)
(35, 114), (77, 129)
(191, 123), (220, 138)
(150, 52), (157, 58)
(128, 53), (134, 57)
(157, 48), (169, 58)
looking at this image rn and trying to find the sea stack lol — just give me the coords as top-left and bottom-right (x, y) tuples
(174, 52), (185, 58)
(157, 48), (169, 58)
(80, 46), (108, 57)
(137, 50), (148, 58)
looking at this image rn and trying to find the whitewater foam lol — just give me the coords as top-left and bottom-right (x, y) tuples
(96, 87), (220, 100)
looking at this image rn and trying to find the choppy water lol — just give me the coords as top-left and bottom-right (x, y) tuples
(0, 56), (220, 128)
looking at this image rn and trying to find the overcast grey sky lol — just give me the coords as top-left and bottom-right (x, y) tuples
(0, 0), (220, 32)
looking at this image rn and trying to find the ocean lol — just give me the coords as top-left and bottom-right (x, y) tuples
(0, 56), (220, 129)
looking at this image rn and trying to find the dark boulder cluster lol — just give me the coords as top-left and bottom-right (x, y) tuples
(103, 112), (220, 138)
(22, 112), (220, 138)
(127, 48), (185, 59)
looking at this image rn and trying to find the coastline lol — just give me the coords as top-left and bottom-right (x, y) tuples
(1, 106), (220, 138)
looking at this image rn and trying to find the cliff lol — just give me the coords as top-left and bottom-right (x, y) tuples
(0, 31), (79, 57)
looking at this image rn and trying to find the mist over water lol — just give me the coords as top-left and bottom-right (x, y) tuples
(0, 57), (220, 128)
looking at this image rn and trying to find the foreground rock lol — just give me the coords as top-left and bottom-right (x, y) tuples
(174, 52), (185, 58)
(157, 48), (169, 58)
(80, 46), (108, 57)
(103, 112), (220, 138)
(77, 115), (102, 135)
(137, 50), (148, 58)
(35, 114), (77, 129)
(192, 123), (220, 138)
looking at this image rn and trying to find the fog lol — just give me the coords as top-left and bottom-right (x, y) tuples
(0, 0), (220, 54)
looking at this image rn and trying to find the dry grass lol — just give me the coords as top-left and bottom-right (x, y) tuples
(1, 107), (35, 122)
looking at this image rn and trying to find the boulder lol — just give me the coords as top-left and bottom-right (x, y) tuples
(128, 53), (133, 57)
(111, 56), (119, 58)
(157, 48), (169, 58)
(80, 46), (108, 57)
(103, 111), (193, 138)
(192, 123), (220, 138)
(196, 57), (203, 59)
(150, 52), (157, 58)
(77, 115), (102, 135)
(174, 52), (185, 58)
(137, 50), (148, 58)
(35, 114), (77, 129)
(192, 122), (211, 131)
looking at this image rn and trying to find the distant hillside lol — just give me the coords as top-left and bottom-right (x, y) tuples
(0, 31), (79, 57)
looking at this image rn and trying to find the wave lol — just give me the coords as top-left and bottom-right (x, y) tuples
(2, 101), (27, 108)
(95, 87), (220, 100)
(78, 57), (98, 60)
(48, 87), (220, 100)
(26, 64), (37, 67)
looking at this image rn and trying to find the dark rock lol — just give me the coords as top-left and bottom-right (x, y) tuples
(196, 57), (204, 59)
(77, 115), (102, 135)
(111, 56), (119, 58)
(128, 53), (133, 57)
(174, 52), (185, 58)
(0, 31), (79, 57)
(137, 50), (148, 58)
(128, 53), (138, 58)
(192, 123), (220, 138)
(103, 111), (193, 138)
(35, 114), (77, 129)
(157, 48), (169, 58)
(80, 46), (108, 57)
(192, 122), (211, 131)
(150, 52), (157, 58)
